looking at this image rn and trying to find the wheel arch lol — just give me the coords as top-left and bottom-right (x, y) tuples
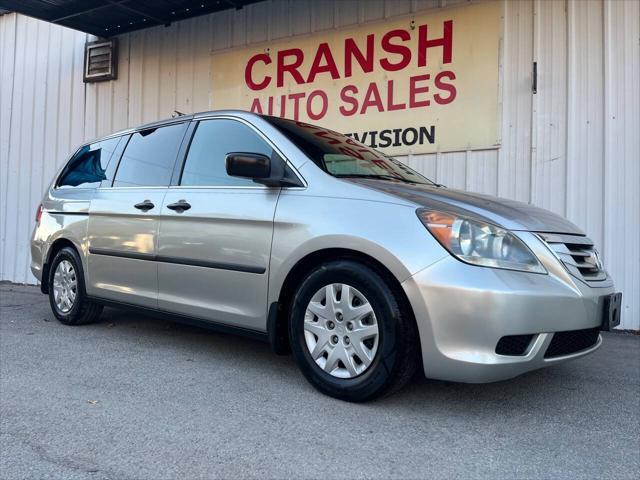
(40, 238), (81, 294)
(268, 248), (418, 356)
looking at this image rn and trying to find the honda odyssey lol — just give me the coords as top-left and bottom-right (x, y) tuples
(31, 110), (621, 401)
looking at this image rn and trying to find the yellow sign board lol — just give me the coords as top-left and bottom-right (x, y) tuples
(212, 1), (501, 155)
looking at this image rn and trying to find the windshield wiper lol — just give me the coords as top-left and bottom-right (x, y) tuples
(335, 174), (420, 184)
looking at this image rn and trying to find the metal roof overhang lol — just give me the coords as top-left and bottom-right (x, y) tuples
(0, 0), (263, 37)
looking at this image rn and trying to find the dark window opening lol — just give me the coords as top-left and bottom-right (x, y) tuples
(180, 119), (277, 187)
(58, 137), (121, 188)
(113, 123), (186, 187)
(264, 116), (434, 185)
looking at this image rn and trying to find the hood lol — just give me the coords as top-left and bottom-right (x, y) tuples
(348, 179), (584, 235)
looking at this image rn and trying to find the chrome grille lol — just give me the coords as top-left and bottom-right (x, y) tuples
(538, 233), (607, 282)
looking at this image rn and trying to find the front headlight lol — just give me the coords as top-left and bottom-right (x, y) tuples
(417, 209), (547, 274)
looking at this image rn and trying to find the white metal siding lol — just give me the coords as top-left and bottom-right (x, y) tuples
(0, 0), (638, 329)
(602, 0), (640, 331)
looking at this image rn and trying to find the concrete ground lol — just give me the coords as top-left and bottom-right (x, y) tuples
(1, 283), (638, 480)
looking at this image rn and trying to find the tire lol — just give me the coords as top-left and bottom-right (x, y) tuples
(289, 260), (418, 402)
(48, 246), (103, 325)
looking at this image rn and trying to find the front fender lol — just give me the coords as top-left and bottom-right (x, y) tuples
(268, 192), (448, 305)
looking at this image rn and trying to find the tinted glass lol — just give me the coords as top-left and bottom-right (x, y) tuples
(181, 119), (275, 187)
(58, 137), (121, 188)
(113, 123), (186, 187)
(265, 116), (433, 185)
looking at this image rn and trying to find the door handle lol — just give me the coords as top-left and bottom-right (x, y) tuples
(166, 200), (191, 212)
(134, 200), (155, 211)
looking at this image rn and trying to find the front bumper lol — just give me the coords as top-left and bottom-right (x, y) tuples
(403, 248), (614, 383)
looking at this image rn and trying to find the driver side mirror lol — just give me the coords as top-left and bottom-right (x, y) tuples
(225, 152), (303, 187)
(225, 152), (270, 180)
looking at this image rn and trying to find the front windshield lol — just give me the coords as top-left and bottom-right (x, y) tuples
(264, 116), (434, 185)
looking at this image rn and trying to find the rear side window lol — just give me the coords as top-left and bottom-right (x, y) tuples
(58, 137), (121, 188)
(113, 123), (186, 187)
(180, 119), (276, 187)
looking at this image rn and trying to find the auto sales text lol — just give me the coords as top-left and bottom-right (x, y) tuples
(245, 19), (456, 122)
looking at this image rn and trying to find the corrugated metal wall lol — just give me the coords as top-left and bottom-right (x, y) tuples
(1, 0), (638, 329)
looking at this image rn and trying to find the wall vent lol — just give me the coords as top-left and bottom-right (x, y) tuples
(83, 39), (117, 83)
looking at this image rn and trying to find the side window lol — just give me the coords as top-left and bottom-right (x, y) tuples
(113, 123), (186, 187)
(58, 137), (121, 188)
(180, 119), (275, 187)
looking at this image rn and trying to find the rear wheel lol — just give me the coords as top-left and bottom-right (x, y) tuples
(289, 260), (418, 402)
(48, 246), (102, 325)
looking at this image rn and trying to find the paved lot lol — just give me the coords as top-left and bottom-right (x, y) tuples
(1, 283), (638, 480)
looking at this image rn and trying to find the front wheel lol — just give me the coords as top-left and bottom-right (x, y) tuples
(289, 260), (418, 402)
(48, 246), (103, 325)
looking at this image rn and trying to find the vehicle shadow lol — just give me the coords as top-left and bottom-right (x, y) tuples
(96, 306), (625, 417)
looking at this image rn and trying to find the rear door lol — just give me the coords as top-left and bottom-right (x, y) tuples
(86, 122), (189, 308)
(157, 117), (281, 330)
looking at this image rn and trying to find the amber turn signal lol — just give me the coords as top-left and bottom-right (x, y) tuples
(416, 210), (456, 249)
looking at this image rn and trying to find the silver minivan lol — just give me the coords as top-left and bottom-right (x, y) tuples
(31, 110), (621, 401)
